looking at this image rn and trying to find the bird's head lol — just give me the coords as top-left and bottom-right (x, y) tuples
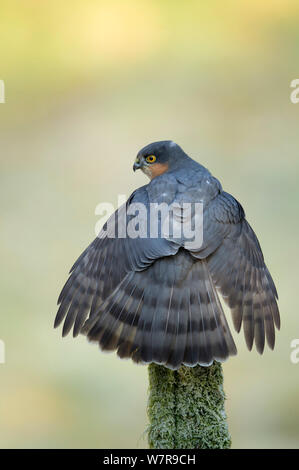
(133, 140), (189, 180)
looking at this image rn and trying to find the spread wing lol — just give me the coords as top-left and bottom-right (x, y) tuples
(198, 191), (280, 353)
(55, 179), (280, 364)
(54, 187), (179, 337)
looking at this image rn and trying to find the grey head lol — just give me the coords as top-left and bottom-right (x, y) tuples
(133, 140), (197, 179)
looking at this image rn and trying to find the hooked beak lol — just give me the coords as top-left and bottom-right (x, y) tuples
(133, 157), (142, 172)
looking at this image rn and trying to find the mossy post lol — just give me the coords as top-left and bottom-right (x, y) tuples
(147, 362), (231, 449)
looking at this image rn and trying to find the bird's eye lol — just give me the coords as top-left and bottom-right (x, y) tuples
(146, 155), (156, 163)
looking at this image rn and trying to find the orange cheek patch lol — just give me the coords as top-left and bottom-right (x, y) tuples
(149, 163), (169, 179)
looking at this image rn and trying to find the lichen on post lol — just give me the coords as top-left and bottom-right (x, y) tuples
(147, 362), (231, 449)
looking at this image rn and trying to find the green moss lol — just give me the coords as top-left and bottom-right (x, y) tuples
(147, 362), (231, 449)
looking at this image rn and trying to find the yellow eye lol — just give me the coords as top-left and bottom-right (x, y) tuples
(146, 155), (156, 163)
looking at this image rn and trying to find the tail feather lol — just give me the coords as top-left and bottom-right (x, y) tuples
(162, 289), (188, 369)
(116, 291), (144, 358)
(136, 286), (160, 363)
(151, 283), (176, 364)
(82, 252), (237, 369)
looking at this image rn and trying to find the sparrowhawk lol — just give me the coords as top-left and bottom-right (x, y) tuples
(55, 141), (280, 369)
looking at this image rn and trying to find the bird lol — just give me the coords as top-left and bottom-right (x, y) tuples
(54, 140), (280, 370)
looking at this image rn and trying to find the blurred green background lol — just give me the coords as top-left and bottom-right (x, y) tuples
(1, 0), (299, 449)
